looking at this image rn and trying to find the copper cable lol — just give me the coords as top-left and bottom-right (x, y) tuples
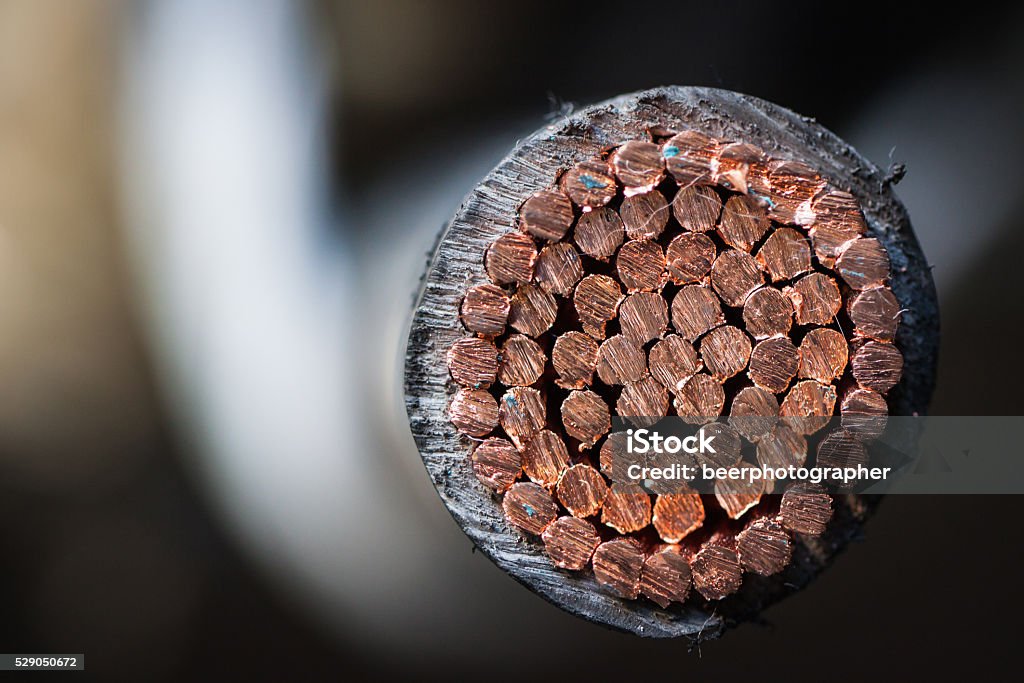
(445, 130), (905, 608)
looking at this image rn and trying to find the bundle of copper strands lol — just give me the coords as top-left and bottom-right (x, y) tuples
(447, 132), (902, 606)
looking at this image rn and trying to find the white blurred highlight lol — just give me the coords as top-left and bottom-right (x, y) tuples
(117, 0), (518, 655)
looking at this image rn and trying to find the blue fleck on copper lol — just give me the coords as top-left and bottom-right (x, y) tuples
(524, 504), (536, 517)
(663, 145), (680, 158)
(504, 395), (518, 409)
(579, 174), (607, 190)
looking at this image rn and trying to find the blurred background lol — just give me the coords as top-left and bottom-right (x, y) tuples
(1, 0), (1022, 680)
